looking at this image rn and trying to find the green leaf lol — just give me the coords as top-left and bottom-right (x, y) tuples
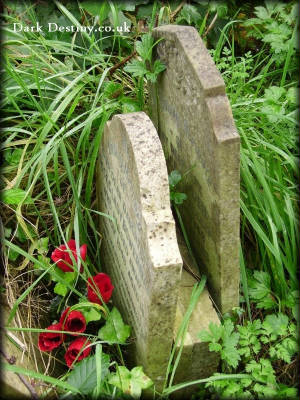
(248, 270), (276, 309)
(264, 86), (286, 102)
(124, 60), (148, 77)
(4, 148), (23, 165)
(171, 192), (187, 205)
(8, 248), (20, 262)
(135, 33), (153, 61)
(54, 282), (68, 297)
(108, 366), (153, 399)
(67, 354), (110, 395)
(121, 97), (141, 113)
(1, 188), (33, 205)
(77, 306), (101, 324)
(262, 313), (289, 337)
(80, 1), (109, 19)
(98, 307), (130, 344)
(168, 170), (182, 188)
(53, 271), (75, 296)
(36, 237), (49, 255)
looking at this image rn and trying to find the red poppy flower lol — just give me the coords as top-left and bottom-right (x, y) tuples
(87, 273), (114, 305)
(51, 239), (87, 272)
(38, 322), (64, 352)
(64, 337), (91, 368)
(60, 307), (86, 336)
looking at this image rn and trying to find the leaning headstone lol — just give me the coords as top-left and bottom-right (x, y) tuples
(97, 112), (183, 390)
(149, 25), (240, 314)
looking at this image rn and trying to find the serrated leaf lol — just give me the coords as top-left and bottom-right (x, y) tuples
(262, 313), (289, 336)
(98, 307), (130, 344)
(135, 33), (153, 61)
(1, 188), (33, 205)
(124, 60), (147, 77)
(67, 354), (110, 395)
(108, 366), (152, 399)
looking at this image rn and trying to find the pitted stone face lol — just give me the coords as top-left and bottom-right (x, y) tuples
(97, 112), (182, 390)
(149, 25), (240, 314)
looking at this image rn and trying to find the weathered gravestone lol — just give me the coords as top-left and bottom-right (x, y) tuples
(149, 25), (240, 314)
(97, 112), (183, 389)
(97, 112), (219, 392)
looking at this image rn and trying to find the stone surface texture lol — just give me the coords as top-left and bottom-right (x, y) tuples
(172, 231), (220, 398)
(149, 25), (240, 314)
(97, 112), (182, 390)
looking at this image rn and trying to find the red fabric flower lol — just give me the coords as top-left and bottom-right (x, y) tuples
(60, 307), (86, 336)
(51, 239), (87, 272)
(87, 273), (114, 305)
(38, 323), (64, 352)
(64, 337), (91, 368)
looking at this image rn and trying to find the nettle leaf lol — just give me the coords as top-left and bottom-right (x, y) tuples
(1, 188), (33, 205)
(98, 307), (131, 344)
(124, 60), (148, 77)
(67, 354), (110, 395)
(168, 170), (182, 188)
(108, 366), (153, 399)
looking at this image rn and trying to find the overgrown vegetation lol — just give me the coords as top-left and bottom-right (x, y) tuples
(1, 1), (299, 399)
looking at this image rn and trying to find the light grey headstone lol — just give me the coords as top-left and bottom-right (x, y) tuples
(97, 112), (182, 390)
(149, 25), (240, 314)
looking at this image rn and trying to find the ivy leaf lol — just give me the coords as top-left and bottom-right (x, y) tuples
(67, 354), (110, 395)
(108, 366), (153, 399)
(98, 307), (131, 344)
(1, 188), (33, 205)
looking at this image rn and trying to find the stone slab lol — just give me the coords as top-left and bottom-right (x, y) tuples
(172, 231), (220, 398)
(149, 25), (240, 314)
(97, 112), (183, 390)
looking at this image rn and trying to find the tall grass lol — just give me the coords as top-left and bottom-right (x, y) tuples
(212, 23), (299, 308)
